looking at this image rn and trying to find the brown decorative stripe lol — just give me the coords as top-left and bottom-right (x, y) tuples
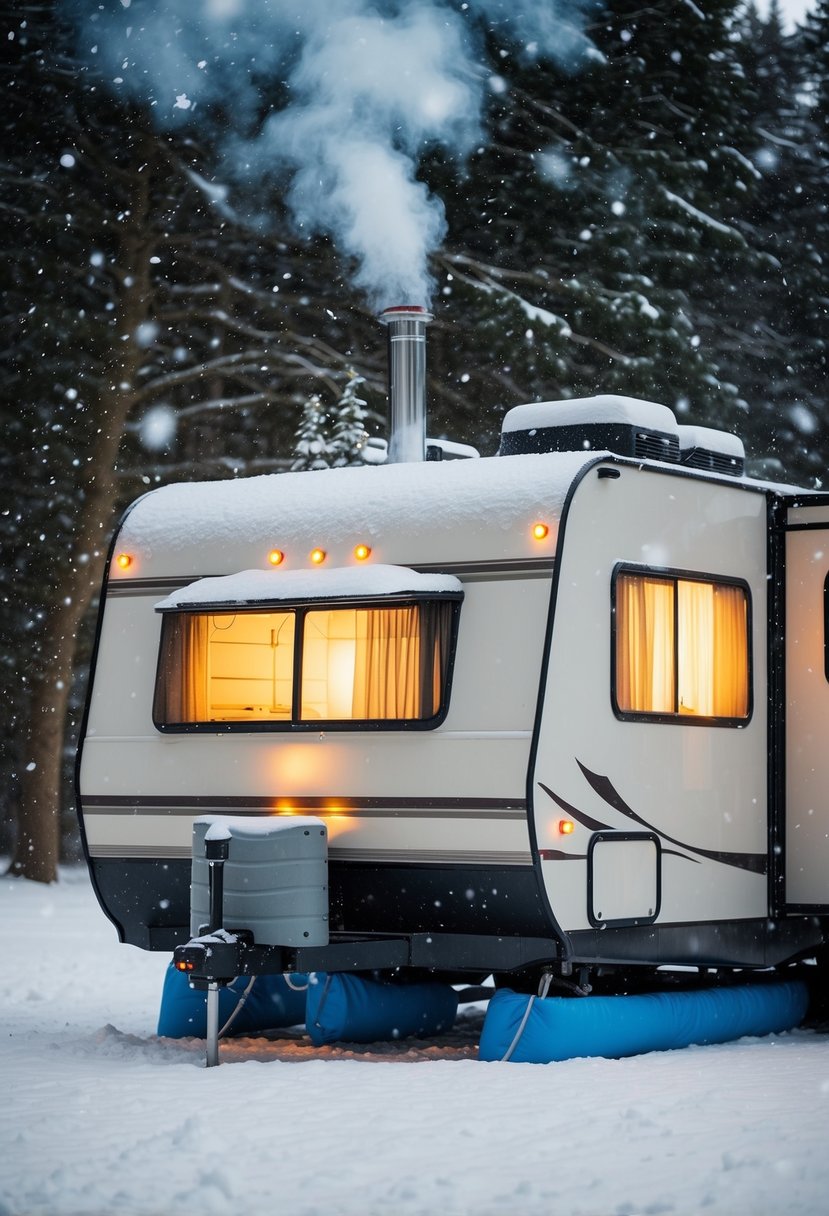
(329, 848), (532, 865)
(87, 842), (533, 865)
(105, 559), (554, 598)
(414, 559), (554, 578)
(106, 577), (190, 597)
(81, 794), (527, 817)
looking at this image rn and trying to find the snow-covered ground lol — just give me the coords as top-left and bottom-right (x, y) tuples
(2, 868), (828, 1216)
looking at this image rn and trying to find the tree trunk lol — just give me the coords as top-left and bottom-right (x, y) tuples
(8, 141), (155, 882)
(9, 602), (86, 882)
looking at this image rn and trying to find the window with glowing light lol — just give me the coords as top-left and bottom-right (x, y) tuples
(612, 567), (750, 724)
(153, 597), (460, 730)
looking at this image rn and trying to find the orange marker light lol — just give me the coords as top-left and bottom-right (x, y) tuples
(310, 548), (326, 565)
(268, 549), (285, 566)
(354, 544), (371, 562)
(115, 553), (132, 570)
(558, 819), (575, 835)
(532, 523), (549, 541)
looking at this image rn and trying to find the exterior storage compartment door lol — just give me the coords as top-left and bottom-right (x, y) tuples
(587, 832), (661, 928)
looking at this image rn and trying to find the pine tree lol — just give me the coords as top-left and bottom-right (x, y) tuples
(330, 372), (369, 467)
(292, 394), (334, 470)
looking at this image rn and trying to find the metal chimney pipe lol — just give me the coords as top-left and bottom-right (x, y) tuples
(378, 305), (433, 464)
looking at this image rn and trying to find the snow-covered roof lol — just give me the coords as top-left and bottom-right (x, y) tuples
(156, 565), (463, 610)
(114, 450), (596, 578)
(501, 395), (677, 435)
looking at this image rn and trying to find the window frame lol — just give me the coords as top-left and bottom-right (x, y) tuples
(610, 562), (753, 728)
(152, 592), (463, 734)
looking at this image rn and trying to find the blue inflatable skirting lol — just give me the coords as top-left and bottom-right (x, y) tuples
(478, 980), (809, 1064)
(158, 966), (458, 1045)
(157, 964), (308, 1038)
(306, 973), (459, 1046)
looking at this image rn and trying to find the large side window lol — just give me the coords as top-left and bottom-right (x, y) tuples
(153, 598), (458, 730)
(613, 568), (750, 724)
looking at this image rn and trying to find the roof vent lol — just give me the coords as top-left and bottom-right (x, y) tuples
(677, 426), (745, 477)
(426, 438), (480, 461)
(499, 395), (680, 463)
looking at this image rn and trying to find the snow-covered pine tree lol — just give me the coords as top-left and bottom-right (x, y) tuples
(292, 393), (334, 470)
(330, 372), (369, 467)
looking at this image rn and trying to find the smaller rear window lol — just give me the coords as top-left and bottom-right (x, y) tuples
(613, 567), (750, 724)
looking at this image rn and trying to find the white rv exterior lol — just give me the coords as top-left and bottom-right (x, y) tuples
(76, 405), (829, 978)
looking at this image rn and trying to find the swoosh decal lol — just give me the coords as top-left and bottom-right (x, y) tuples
(537, 782), (611, 832)
(577, 760), (766, 875)
(537, 783), (701, 866)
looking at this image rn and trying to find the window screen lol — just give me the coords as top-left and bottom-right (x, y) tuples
(154, 599), (457, 729)
(614, 570), (750, 722)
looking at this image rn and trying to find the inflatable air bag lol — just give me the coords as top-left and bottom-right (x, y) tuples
(306, 973), (459, 1046)
(478, 980), (809, 1063)
(157, 964), (308, 1038)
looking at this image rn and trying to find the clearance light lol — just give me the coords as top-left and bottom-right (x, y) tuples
(354, 544), (371, 562)
(268, 549), (285, 567)
(115, 553), (133, 570)
(310, 548), (326, 565)
(175, 960), (194, 972)
(532, 523), (549, 542)
(558, 819), (575, 835)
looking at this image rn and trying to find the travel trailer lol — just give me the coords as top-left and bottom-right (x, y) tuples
(77, 308), (829, 989)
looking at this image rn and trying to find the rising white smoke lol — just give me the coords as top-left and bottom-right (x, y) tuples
(238, 3), (480, 307)
(76, 0), (597, 307)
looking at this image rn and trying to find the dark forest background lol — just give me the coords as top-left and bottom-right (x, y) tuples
(1, 0), (827, 879)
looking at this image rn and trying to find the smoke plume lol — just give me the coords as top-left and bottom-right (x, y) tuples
(75, 0), (597, 307)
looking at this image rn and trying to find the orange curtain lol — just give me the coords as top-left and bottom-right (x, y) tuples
(350, 603), (451, 720)
(153, 614), (208, 723)
(616, 575), (675, 713)
(712, 584), (749, 717)
(677, 580), (714, 715)
(353, 607), (423, 718)
(678, 581), (748, 717)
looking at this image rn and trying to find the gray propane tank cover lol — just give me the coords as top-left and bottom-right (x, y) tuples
(190, 815), (329, 947)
